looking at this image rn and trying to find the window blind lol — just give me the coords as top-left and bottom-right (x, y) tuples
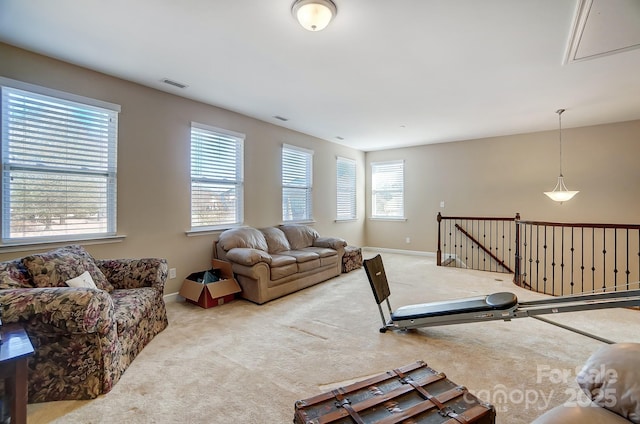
(190, 123), (244, 229)
(336, 156), (356, 220)
(1, 84), (118, 242)
(282, 144), (313, 222)
(371, 160), (404, 218)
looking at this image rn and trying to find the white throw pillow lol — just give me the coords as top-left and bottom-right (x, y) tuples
(65, 270), (98, 289)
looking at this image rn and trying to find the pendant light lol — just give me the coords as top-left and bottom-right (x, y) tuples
(544, 109), (579, 202)
(292, 0), (337, 31)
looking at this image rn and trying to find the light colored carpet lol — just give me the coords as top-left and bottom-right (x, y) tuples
(26, 249), (640, 423)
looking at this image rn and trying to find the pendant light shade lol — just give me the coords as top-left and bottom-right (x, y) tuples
(292, 0), (337, 31)
(544, 109), (579, 202)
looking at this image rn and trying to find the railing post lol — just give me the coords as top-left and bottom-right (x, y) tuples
(514, 213), (522, 286)
(437, 212), (442, 266)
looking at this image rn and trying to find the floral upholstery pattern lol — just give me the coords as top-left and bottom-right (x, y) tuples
(22, 244), (114, 292)
(0, 247), (168, 402)
(342, 246), (363, 273)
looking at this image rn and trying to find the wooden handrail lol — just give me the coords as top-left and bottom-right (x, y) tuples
(518, 220), (640, 230)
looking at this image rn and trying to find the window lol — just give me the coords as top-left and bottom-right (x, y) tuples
(336, 156), (356, 220)
(371, 160), (404, 219)
(190, 123), (244, 230)
(1, 78), (119, 244)
(282, 144), (313, 222)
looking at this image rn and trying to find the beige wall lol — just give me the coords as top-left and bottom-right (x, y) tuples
(2, 43), (639, 295)
(0, 43), (366, 294)
(365, 120), (640, 252)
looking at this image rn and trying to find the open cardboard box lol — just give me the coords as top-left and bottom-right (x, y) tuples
(179, 259), (241, 308)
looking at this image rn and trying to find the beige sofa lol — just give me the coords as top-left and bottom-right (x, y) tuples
(215, 224), (346, 304)
(533, 343), (640, 424)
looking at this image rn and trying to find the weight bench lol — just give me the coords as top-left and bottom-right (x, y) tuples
(363, 254), (640, 340)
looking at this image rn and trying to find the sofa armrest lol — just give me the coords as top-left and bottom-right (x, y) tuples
(226, 248), (272, 267)
(0, 287), (114, 334)
(313, 237), (347, 250)
(96, 258), (167, 291)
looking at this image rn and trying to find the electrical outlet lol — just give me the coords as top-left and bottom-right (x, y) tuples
(440, 201), (445, 208)
(169, 268), (176, 279)
(405, 237), (411, 244)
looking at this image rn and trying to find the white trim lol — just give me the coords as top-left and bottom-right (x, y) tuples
(190, 121), (246, 140)
(0, 235), (126, 254)
(163, 292), (183, 303)
(282, 143), (314, 156)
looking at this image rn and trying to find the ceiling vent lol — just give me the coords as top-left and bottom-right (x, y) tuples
(161, 78), (188, 89)
(273, 115), (289, 121)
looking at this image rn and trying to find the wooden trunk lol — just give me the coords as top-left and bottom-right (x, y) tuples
(294, 360), (495, 424)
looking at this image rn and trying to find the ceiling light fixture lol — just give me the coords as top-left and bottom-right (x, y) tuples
(544, 108), (579, 203)
(291, 0), (337, 31)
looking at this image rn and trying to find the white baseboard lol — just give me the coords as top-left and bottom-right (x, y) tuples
(163, 292), (182, 303)
(362, 246), (435, 257)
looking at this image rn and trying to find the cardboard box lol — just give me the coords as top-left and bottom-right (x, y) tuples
(179, 259), (241, 309)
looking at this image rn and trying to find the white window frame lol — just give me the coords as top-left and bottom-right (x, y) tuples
(1, 77), (120, 245)
(190, 122), (245, 231)
(336, 156), (356, 221)
(371, 160), (405, 220)
(282, 144), (313, 223)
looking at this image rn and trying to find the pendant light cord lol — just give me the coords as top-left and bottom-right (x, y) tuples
(556, 108), (565, 176)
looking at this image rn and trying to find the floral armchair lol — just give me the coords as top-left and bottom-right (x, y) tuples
(0, 245), (168, 402)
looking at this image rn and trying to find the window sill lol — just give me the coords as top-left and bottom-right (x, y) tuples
(368, 217), (407, 222)
(0, 235), (127, 254)
(280, 220), (316, 225)
(185, 225), (241, 237)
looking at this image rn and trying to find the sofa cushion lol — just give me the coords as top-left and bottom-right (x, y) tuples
(226, 248), (272, 266)
(298, 258), (321, 273)
(301, 246), (337, 258)
(22, 245), (114, 292)
(260, 227), (291, 253)
(270, 263), (298, 281)
(279, 224), (319, 250)
(218, 227), (269, 252)
(577, 342), (640, 423)
(270, 254), (297, 267)
(280, 250), (319, 263)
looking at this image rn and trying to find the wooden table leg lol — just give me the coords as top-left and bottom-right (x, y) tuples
(3, 358), (28, 424)
(13, 358), (28, 424)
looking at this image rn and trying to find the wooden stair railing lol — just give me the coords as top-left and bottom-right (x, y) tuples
(454, 223), (514, 273)
(438, 213), (640, 297)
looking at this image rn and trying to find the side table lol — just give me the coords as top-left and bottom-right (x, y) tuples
(0, 324), (34, 424)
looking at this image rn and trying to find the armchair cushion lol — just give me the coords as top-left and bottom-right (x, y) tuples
(22, 245), (114, 292)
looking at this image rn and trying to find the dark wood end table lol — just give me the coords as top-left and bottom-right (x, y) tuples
(0, 324), (35, 424)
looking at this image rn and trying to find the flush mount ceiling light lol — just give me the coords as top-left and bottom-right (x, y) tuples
(544, 109), (579, 203)
(292, 0), (337, 31)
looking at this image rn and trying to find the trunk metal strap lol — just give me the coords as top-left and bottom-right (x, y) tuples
(392, 368), (469, 424)
(332, 388), (365, 424)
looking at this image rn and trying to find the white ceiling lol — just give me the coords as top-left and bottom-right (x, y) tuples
(1, 0), (639, 151)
